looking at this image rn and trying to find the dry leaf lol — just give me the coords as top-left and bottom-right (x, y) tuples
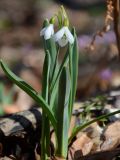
(4, 104), (20, 114)
(101, 121), (120, 150)
(68, 133), (93, 159)
(74, 148), (120, 160)
(35, 146), (41, 160)
(68, 116), (76, 137)
(15, 88), (33, 111)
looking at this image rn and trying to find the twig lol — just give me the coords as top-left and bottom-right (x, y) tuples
(74, 147), (120, 160)
(113, 0), (120, 60)
(88, 0), (114, 50)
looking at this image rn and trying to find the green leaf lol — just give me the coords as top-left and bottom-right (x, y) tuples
(50, 80), (59, 113)
(49, 45), (71, 114)
(69, 109), (120, 145)
(41, 51), (51, 159)
(49, 63), (60, 114)
(0, 83), (4, 103)
(50, 44), (69, 93)
(43, 19), (49, 28)
(56, 67), (70, 158)
(42, 19), (59, 83)
(69, 28), (79, 117)
(42, 50), (51, 100)
(56, 11), (63, 28)
(5, 86), (14, 104)
(0, 106), (4, 116)
(0, 60), (57, 131)
(44, 38), (58, 81)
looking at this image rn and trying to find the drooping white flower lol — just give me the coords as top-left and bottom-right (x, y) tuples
(40, 24), (54, 40)
(53, 26), (74, 47)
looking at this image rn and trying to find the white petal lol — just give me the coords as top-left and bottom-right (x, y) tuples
(58, 36), (68, 47)
(65, 27), (74, 44)
(40, 27), (46, 36)
(44, 24), (54, 40)
(51, 24), (54, 35)
(53, 27), (65, 42)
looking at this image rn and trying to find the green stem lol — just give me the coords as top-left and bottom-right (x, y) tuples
(41, 112), (47, 160)
(50, 49), (69, 93)
(41, 114), (51, 160)
(45, 117), (51, 156)
(41, 51), (51, 159)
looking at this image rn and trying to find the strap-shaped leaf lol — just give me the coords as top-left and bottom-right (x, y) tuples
(0, 60), (57, 131)
(69, 109), (120, 145)
(42, 19), (58, 79)
(41, 51), (51, 158)
(42, 50), (51, 100)
(71, 28), (78, 102)
(56, 67), (70, 158)
(50, 45), (71, 114)
(50, 44), (69, 93)
(69, 28), (79, 117)
(50, 80), (59, 113)
(44, 39), (58, 80)
(42, 20), (59, 94)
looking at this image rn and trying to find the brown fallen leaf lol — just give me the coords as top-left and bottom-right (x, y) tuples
(0, 143), (3, 156)
(83, 122), (102, 152)
(20, 69), (42, 92)
(68, 133), (93, 159)
(74, 147), (120, 160)
(4, 104), (20, 114)
(35, 144), (41, 160)
(68, 116), (76, 137)
(15, 88), (33, 111)
(101, 121), (120, 151)
(0, 155), (16, 160)
(75, 122), (102, 153)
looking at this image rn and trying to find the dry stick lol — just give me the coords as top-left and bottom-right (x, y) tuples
(74, 147), (120, 160)
(113, 0), (120, 60)
(88, 0), (114, 51)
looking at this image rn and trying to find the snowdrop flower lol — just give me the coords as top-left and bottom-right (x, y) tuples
(40, 18), (55, 40)
(53, 25), (74, 47)
(40, 24), (54, 40)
